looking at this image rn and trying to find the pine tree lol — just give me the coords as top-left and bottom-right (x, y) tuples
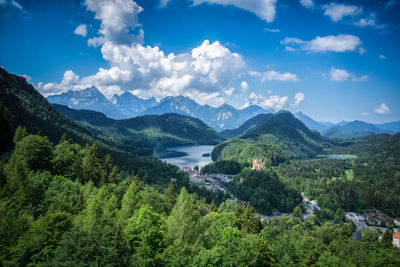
(240, 203), (262, 234)
(165, 180), (178, 210)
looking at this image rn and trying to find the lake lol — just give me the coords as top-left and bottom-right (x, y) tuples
(317, 154), (358, 160)
(158, 145), (214, 168)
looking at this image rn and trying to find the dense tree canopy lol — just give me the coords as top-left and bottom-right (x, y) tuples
(1, 132), (400, 266)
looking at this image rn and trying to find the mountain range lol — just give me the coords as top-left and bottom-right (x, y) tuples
(141, 95), (273, 131)
(52, 104), (224, 147)
(47, 87), (400, 138)
(47, 87), (273, 131)
(294, 112), (400, 138)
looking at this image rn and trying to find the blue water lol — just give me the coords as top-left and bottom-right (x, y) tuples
(159, 145), (214, 168)
(324, 155), (357, 160)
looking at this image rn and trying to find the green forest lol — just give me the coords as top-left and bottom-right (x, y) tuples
(1, 132), (400, 266)
(1, 68), (400, 266)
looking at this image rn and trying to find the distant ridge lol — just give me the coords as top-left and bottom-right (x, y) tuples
(52, 104), (225, 146)
(47, 87), (158, 120)
(141, 96), (273, 131)
(47, 88), (273, 131)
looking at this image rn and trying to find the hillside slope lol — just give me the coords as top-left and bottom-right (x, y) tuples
(219, 113), (273, 138)
(212, 111), (331, 161)
(0, 67), (193, 186)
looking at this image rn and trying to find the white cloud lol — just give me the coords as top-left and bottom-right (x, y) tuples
(379, 54), (386, 59)
(358, 47), (366, 54)
(85, 0), (144, 46)
(282, 34), (362, 53)
(20, 74), (31, 81)
(360, 112), (369, 116)
(39, 0), (247, 106)
(74, 24), (87, 37)
(352, 75), (369, 82)
(292, 92), (305, 107)
(248, 92), (288, 110)
(284, 46), (296, 51)
(327, 67), (368, 82)
(374, 103), (390, 114)
(240, 81), (249, 92)
(261, 70), (299, 82)
(40, 40), (246, 103)
(264, 28), (280, 33)
(299, 0), (314, 8)
(329, 67), (350, 81)
(192, 0), (277, 22)
(224, 87), (235, 96)
(353, 13), (386, 29)
(249, 70), (261, 77)
(322, 3), (362, 22)
(159, 0), (171, 7)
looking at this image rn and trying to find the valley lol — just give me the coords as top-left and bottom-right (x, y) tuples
(2, 0), (400, 265)
(1, 67), (400, 265)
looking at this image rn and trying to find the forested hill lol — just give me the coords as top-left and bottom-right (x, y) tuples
(0, 68), (189, 187)
(243, 110), (325, 143)
(219, 113), (273, 138)
(0, 67), (93, 152)
(53, 104), (225, 146)
(213, 111), (331, 161)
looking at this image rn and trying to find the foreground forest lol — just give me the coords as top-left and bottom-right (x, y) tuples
(1, 132), (400, 266)
(1, 68), (400, 266)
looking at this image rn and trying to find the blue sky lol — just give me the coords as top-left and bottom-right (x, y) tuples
(0, 0), (399, 123)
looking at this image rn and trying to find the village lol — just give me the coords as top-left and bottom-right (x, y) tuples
(180, 157), (400, 249)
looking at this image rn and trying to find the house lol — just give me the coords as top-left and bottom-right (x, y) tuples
(393, 232), (400, 248)
(366, 213), (375, 219)
(252, 158), (264, 170)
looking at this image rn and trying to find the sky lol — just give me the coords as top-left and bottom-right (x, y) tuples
(0, 0), (399, 123)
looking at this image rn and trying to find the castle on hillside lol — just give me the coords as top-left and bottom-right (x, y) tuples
(252, 158), (264, 170)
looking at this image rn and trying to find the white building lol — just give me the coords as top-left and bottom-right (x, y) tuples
(393, 232), (400, 248)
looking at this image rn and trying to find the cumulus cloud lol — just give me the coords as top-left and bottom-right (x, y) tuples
(353, 13), (386, 29)
(85, 0), (144, 46)
(224, 87), (235, 96)
(250, 69), (298, 82)
(240, 81), (249, 92)
(379, 54), (386, 59)
(261, 70), (298, 82)
(247, 92), (288, 110)
(74, 24), (87, 37)
(327, 67), (368, 82)
(322, 3), (362, 22)
(192, 0), (277, 22)
(38, 0), (247, 106)
(374, 103), (390, 114)
(329, 67), (350, 81)
(282, 34), (362, 53)
(299, 0), (314, 8)
(40, 39), (246, 101)
(292, 92), (305, 107)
